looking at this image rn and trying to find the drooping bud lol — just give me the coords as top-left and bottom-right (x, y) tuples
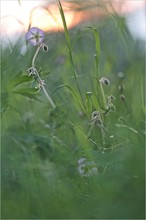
(42, 44), (48, 52)
(99, 77), (110, 86)
(120, 94), (125, 101)
(118, 84), (125, 93)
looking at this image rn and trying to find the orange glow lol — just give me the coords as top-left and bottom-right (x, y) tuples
(29, 1), (146, 32)
(30, 3), (75, 31)
(1, 0), (145, 36)
(29, 2), (94, 32)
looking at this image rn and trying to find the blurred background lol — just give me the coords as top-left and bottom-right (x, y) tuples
(1, 0), (145, 219)
(1, 0), (146, 43)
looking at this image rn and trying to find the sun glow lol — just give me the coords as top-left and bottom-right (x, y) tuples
(29, 3), (74, 32)
(0, 0), (84, 34)
(0, 0), (145, 44)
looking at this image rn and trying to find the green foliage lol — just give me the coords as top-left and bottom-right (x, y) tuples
(1, 1), (145, 219)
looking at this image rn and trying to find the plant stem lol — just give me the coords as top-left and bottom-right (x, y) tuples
(32, 46), (56, 109)
(57, 0), (86, 113)
(101, 127), (106, 145)
(99, 82), (107, 110)
(32, 46), (41, 68)
(41, 84), (56, 109)
(69, 49), (85, 108)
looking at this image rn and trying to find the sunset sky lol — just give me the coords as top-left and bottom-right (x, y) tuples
(1, 0), (145, 45)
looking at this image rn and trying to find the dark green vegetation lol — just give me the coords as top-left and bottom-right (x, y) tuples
(1, 5), (145, 219)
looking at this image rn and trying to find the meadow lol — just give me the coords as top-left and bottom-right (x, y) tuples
(1, 1), (145, 219)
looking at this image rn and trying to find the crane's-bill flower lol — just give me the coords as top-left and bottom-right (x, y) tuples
(25, 27), (44, 46)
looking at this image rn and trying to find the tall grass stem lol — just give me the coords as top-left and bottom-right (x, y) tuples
(57, 0), (86, 112)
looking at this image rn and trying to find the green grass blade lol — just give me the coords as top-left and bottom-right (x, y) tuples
(51, 84), (85, 112)
(88, 26), (107, 110)
(67, 120), (99, 149)
(88, 26), (100, 77)
(57, 0), (86, 112)
(57, 0), (71, 48)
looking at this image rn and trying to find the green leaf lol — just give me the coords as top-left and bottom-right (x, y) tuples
(12, 75), (32, 88)
(1, 92), (9, 113)
(12, 87), (41, 101)
(13, 87), (39, 94)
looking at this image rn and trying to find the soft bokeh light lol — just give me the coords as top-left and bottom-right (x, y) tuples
(126, 8), (146, 41)
(1, 0), (44, 45)
(0, 0), (145, 45)
(30, 3), (75, 31)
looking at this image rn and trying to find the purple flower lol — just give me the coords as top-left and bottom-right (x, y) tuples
(25, 27), (44, 46)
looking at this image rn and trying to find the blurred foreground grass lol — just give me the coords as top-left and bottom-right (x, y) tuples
(1, 6), (145, 219)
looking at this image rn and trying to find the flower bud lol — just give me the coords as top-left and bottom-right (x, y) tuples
(118, 84), (125, 93)
(120, 94), (125, 101)
(86, 91), (92, 96)
(118, 72), (124, 79)
(108, 95), (115, 100)
(99, 77), (110, 85)
(42, 44), (48, 52)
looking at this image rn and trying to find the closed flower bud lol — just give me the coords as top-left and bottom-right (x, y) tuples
(118, 84), (125, 93)
(42, 44), (48, 52)
(118, 72), (124, 79)
(99, 77), (110, 86)
(108, 95), (115, 100)
(120, 94), (125, 101)
(86, 91), (92, 96)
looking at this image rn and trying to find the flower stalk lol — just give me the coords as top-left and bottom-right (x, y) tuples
(32, 46), (41, 68)
(26, 27), (56, 109)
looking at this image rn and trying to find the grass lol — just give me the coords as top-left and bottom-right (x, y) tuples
(1, 1), (145, 219)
